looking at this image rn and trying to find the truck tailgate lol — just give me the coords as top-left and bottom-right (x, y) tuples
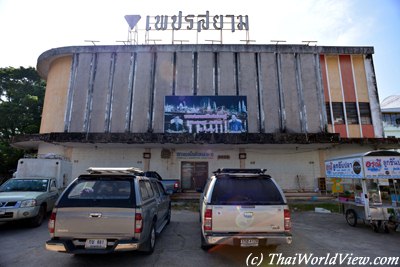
(54, 207), (136, 238)
(211, 205), (285, 232)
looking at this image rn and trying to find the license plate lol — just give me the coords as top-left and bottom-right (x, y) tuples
(240, 239), (259, 247)
(85, 239), (107, 249)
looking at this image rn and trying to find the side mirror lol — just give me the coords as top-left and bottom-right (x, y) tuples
(50, 186), (58, 192)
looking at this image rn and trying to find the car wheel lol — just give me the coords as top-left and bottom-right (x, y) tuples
(29, 205), (46, 227)
(200, 232), (213, 251)
(142, 224), (156, 254)
(345, 209), (357, 227)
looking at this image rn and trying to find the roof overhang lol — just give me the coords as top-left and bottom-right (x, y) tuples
(36, 44), (375, 79)
(11, 132), (400, 151)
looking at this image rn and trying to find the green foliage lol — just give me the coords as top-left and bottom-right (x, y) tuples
(0, 67), (45, 177)
(0, 142), (24, 177)
(172, 201), (200, 211)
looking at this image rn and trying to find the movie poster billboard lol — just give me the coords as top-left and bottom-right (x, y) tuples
(164, 96), (247, 133)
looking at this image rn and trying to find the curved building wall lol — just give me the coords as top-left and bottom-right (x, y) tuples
(37, 45), (379, 137)
(40, 56), (72, 133)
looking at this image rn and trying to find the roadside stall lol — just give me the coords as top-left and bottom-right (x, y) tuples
(325, 150), (400, 232)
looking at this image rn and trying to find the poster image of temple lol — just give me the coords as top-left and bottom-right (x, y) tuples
(164, 95), (248, 134)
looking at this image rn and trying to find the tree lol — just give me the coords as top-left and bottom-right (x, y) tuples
(0, 67), (45, 177)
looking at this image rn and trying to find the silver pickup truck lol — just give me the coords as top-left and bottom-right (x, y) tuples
(46, 167), (171, 254)
(199, 168), (292, 250)
(0, 177), (59, 227)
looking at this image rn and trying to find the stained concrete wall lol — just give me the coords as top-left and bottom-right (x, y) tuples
(40, 56), (72, 133)
(57, 144), (376, 191)
(37, 45), (376, 136)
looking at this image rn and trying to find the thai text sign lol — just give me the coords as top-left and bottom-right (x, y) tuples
(363, 156), (400, 179)
(146, 11), (249, 32)
(325, 156), (400, 179)
(176, 151), (214, 159)
(325, 158), (364, 179)
(164, 95), (247, 134)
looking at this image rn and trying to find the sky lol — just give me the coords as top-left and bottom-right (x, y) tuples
(0, 0), (399, 101)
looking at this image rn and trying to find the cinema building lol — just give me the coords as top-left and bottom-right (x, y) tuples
(12, 43), (400, 192)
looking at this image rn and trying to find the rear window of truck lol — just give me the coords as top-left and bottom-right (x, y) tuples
(210, 176), (285, 205)
(57, 176), (135, 208)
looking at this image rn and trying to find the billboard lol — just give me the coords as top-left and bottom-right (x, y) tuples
(325, 156), (400, 179)
(363, 156), (400, 179)
(325, 158), (364, 179)
(164, 96), (247, 133)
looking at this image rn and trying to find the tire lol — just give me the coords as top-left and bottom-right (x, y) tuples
(29, 205), (46, 227)
(200, 232), (213, 251)
(142, 224), (156, 254)
(345, 209), (357, 227)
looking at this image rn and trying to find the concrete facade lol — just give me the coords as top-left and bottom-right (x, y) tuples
(38, 45), (336, 135)
(12, 44), (400, 192)
(381, 95), (400, 138)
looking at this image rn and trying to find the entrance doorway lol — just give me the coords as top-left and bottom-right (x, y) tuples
(181, 161), (209, 191)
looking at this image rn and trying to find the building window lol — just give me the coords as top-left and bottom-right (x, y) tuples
(326, 103), (332, 124)
(345, 102), (359, 124)
(359, 103), (372, 125)
(326, 102), (345, 124)
(332, 102), (345, 124)
(327, 102), (372, 125)
(383, 112), (400, 127)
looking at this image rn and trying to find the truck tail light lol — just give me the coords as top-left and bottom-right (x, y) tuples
(135, 213), (143, 233)
(174, 181), (179, 190)
(204, 208), (212, 231)
(48, 210), (57, 235)
(284, 209), (291, 231)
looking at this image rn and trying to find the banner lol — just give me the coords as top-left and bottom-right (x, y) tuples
(363, 156), (400, 179)
(325, 158), (364, 179)
(164, 95), (247, 134)
(325, 156), (400, 179)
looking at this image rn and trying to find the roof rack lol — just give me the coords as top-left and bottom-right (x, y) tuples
(213, 168), (267, 175)
(86, 167), (144, 175)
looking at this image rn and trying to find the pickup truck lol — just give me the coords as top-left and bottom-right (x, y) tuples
(144, 171), (180, 194)
(199, 168), (292, 250)
(46, 167), (171, 254)
(0, 177), (59, 227)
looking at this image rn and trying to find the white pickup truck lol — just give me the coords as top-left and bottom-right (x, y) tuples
(199, 168), (292, 250)
(0, 177), (59, 226)
(0, 157), (72, 227)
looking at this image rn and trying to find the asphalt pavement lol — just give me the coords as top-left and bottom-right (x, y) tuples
(0, 207), (399, 267)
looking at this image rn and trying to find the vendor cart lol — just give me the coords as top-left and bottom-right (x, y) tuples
(325, 150), (400, 233)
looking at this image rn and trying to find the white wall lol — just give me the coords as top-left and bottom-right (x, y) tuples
(37, 144), (379, 191)
(70, 147), (145, 179)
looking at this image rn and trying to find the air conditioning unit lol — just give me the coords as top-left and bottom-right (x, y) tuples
(161, 149), (171, 159)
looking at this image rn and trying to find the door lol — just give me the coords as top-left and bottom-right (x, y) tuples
(151, 180), (169, 228)
(181, 162), (208, 191)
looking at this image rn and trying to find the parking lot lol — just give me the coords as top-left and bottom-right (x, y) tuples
(0, 206), (399, 267)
